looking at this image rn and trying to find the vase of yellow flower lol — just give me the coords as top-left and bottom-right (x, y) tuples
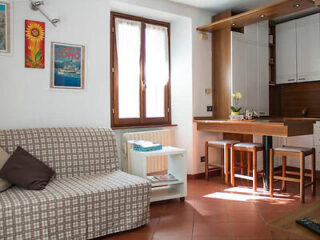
(231, 92), (242, 116)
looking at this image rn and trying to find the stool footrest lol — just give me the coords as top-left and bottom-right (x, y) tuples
(234, 174), (254, 181)
(208, 167), (222, 172)
(285, 170), (312, 177)
(304, 182), (315, 188)
(274, 176), (300, 183)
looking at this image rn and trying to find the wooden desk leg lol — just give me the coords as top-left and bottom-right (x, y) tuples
(247, 152), (251, 176)
(231, 147), (235, 187)
(253, 149), (257, 192)
(312, 149), (316, 196)
(225, 146), (229, 184)
(221, 149), (224, 178)
(282, 156), (287, 192)
(270, 149), (274, 198)
(240, 151), (244, 175)
(205, 142), (209, 180)
(300, 152), (305, 203)
(263, 136), (273, 190)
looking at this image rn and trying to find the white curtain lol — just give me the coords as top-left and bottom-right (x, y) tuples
(115, 18), (141, 119)
(145, 24), (169, 118)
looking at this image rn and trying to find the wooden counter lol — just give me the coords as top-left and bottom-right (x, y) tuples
(195, 117), (319, 189)
(195, 118), (318, 137)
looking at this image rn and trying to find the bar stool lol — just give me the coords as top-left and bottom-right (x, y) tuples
(270, 146), (316, 203)
(231, 143), (264, 192)
(205, 140), (239, 183)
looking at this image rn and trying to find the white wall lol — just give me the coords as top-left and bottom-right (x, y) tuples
(0, 0), (213, 175)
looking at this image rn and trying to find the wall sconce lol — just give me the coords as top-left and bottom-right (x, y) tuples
(30, 0), (60, 26)
(200, 32), (208, 40)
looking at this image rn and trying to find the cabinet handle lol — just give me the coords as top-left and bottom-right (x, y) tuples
(299, 78), (306, 81)
(288, 79), (295, 82)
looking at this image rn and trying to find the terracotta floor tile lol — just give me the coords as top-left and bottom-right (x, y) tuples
(131, 217), (160, 234)
(193, 236), (233, 240)
(193, 221), (232, 237)
(95, 176), (320, 240)
(231, 222), (272, 238)
(107, 232), (153, 240)
(228, 211), (264, 223)
(153, 217), (193, 239)
(153, 236), (192, 240)
(193, 209), (228, 223)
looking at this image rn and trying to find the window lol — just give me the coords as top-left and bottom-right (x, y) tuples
(110, 12), (171, 128)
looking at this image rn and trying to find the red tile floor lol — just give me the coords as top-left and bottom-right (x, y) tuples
(101, 176), (319, 240)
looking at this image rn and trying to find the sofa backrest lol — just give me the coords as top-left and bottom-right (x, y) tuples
(0, 127), (119, 178)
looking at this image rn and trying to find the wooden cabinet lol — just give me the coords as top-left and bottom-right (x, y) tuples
(276, 13), (320, 84)
(276, 20), (297, 84)
(232, 21), (269, 116)
(297, 14), (320, 83)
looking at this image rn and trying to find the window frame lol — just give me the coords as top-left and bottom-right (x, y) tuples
(110, 12), (172, 129)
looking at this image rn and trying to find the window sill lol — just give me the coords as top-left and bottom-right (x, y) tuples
(111, 124), (177, 130)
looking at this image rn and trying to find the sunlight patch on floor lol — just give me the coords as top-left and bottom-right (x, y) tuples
(224, 186), (292, 197)
(202, 186), (295, 202)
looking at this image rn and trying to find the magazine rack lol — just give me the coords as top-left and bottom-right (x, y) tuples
(130, 146), (187, 202)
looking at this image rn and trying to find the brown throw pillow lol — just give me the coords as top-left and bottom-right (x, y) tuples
(0, 147), (12, 192)
(0, 146), (55, 190)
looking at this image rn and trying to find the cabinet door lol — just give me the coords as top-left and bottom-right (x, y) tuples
(232, 22), (269, 116)
(276, 20), (297, 84)
(246, 41), (260, 112)
(297, 13), (320, 82)
(232, 32), (247, 108)
(258, 21), (269, 116)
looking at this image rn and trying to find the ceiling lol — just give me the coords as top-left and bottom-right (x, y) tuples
(170, 0), (281, 13)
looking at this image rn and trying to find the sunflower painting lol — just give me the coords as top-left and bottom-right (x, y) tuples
(25, 20), (45, 68)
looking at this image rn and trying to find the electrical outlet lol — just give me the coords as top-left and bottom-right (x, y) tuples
(207, 106), (213, 112)
(201, 156), (205, 163)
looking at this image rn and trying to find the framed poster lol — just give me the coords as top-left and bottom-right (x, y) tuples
(25, 20), (45, 68)
(51, 42), (85, 89)
(0, 1), (10, 53)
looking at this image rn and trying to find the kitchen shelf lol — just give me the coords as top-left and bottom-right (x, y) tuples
(197, 0), (316, 32)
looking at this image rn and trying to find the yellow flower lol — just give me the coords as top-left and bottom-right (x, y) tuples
(235, 92), (242, 99)
(232, 93), (236, 98)
(26, 23), (44, 42)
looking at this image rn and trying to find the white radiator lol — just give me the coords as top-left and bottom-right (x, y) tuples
(122, 130), (174, 174)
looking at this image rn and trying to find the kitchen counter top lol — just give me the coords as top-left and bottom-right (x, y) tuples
(195, 117), (318, 137)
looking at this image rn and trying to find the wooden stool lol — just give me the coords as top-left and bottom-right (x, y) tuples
(270, 146), (316, 203)
(231, 143), (264, 192)
(205, 140), (239, 183)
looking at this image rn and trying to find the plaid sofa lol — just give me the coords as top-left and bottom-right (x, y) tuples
(0, 128), (151, 240)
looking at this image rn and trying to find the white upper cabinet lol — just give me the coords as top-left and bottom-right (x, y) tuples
(296, 14), (320, 82)
(276, 13), (320, 84)
(276, 20), (297, 84)
(231, 21), (269, 116)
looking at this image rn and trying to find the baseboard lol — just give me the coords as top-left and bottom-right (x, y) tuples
(187, 170), (221, 180)
(187, 166), (320, 180)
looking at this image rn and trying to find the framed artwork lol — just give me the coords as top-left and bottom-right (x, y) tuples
(25, 20), (45, 68)
(0, 1), (10, 53)
(51, 42), (85, 89)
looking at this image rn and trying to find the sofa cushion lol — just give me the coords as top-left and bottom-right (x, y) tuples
(0, 147), (11, 192)
(0, 170), (151, 240)
(0, 146), (55, 190)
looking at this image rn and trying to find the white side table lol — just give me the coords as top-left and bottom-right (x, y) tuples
(130, 146), (187, 202)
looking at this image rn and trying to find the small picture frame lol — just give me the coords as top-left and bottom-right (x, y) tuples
(25, 20), (45, 69)
(50, 42), (85, 89)
(0, 1), (10, 53)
